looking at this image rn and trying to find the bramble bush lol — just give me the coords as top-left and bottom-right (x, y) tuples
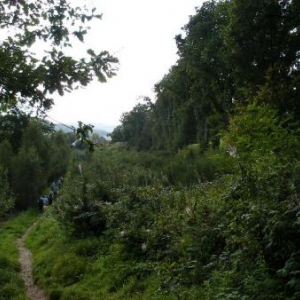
(217, 103), (300, 299)
(0, 165), (14, 219)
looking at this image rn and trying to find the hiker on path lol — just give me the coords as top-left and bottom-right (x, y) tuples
(57, 176), (64, 188)
(48, 191), (54, 205)
(37, 197), (44, 213)
(50, 181), (58, 198)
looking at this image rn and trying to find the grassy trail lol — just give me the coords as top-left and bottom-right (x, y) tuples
(0, 210), (40, 300)
(17, 223), (48, 300)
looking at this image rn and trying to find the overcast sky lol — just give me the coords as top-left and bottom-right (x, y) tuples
(48, 0), (204, 130)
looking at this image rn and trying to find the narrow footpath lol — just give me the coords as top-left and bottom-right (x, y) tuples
(16, 224), (48, 300)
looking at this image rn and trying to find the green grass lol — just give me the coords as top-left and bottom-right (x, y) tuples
(0, 209), (40, 300)
(26, 206), (184, 299)
(25, 192), (222, 300)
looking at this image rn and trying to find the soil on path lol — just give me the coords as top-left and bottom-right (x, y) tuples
(16, 224), (48, 300)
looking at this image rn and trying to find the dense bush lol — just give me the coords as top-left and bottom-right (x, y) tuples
(0, 166), (14, 219)
(0, 118), (71, 212)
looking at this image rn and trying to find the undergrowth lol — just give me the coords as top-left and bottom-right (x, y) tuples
(26, 106), (300, 299)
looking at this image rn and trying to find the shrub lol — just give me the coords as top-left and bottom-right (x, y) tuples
(51, 254), (86, 286)
(0, 165), (14, 220)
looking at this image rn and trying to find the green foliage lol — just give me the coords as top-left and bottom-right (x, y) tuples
(0, 165), (14, 219)
(26, 146), (233, 298)
(48, 131), (71, 180)
(110, 99), (154, 150)
(112, 0), (300, 152)
(76, 121), (96, 152)
(11, 1), (300, 299)
(0, 209), (38, 300)
(54, 169), (110, 237)
(11, 146), (44, 209)
(20, 119), (51, 172)
(0, 0), (118, 113)
(219, 103), (300, 298)
(0, 139), (14, 169)
(0, 112), (29, 153)
(26, 106), (300, 298)
(226, 0), (300, 114)
(0, 117), (72, 211)
(6, 119), (51, 209)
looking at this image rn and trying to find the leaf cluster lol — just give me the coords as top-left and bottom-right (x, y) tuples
(0, 0), (118, 112)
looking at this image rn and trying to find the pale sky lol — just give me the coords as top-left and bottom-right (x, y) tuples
(48, 0), (204, 130)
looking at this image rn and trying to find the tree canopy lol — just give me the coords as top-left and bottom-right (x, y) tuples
(0, 0), (118, 113)
(111, 0), (300, 151)
(0, 0), (119, 213)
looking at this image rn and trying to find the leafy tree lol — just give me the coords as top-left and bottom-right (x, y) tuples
(0, 140), (14, 171)
(153, 63), (192, 150)
(227, 0), (300, 113)
(0, 0), (118, 113)
(0, 165), (14, 219)
(0, 1), (118, 207)
(11, 146), (44, 209)
(48, 130), (71, 180)
(109, 125), (124, 144)
(20, 118), (51, 173)
(112, 99), (154, 150)
(0, 112), (29, 152)
(76, 121), (95, 152)
(7, 118), (69, 209)
(142, 0), (300, 151)
(179, 0), (233, 148)
(151, 1), (233, 150)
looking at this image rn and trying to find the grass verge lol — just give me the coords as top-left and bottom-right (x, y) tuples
(26, 207), (184, 300)
(0, 209), (40, 300)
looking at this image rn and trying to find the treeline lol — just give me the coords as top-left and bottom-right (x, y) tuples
(110, 0), (300, 151)
(0, 112), (71, 216)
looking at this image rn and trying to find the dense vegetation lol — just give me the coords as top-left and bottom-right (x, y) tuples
(27, 123), (300, 299)
(0, 0), (117, 215)
(110, 0), (300, 151)
(0, 115), (71, 211)
(1, 0), (300, 299)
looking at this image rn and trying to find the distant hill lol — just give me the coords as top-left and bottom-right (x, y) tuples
(93, 123), (116, 137)
(54, 122), (116, 137)
(54, 123), (75, 133)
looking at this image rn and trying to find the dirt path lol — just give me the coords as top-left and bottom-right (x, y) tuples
(16, 224), (48, 300)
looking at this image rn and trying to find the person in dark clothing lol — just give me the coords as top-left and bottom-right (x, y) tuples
(37, 197), (44, 212)
(50, 181), (58, 198)
(48, 191), (54, 205)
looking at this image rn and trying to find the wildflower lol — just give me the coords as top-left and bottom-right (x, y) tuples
(141, 243), (147, 251)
